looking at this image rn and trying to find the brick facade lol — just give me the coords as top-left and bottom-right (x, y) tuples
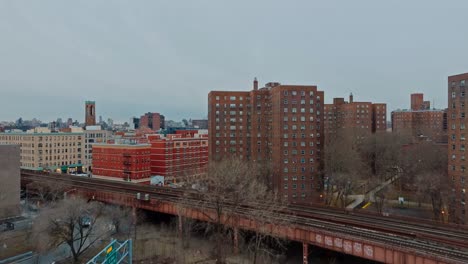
(392, 93), (446, 142)
(140, 112), (164, 131)
(148, 133), (208, 183)
(85, 101), (96, 126)
(92, 144), (151, 183)
(208, 80), (324, 203)
(448, 72), (468, 224)
(324, 94), (386, 139)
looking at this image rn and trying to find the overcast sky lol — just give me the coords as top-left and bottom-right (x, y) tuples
(1, 0), (467, 123)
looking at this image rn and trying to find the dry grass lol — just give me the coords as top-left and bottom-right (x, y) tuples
(0, 230), (33, 259)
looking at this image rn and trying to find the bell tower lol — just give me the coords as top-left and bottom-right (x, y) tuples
(85, 101), (96, 126)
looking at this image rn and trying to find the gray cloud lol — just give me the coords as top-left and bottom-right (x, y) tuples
(1, 0), (467, 122)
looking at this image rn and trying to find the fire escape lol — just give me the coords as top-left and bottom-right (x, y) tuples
(123, 153), (132, 181)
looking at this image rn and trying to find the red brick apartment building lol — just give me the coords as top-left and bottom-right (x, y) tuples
(392, 93), (446, 142)
(324, 94), (386, 138)
(448, 72), (468, 224)
(92, 142), (151, 183)
(140, 112), (165, 131)
(148, 132), (208, 184)
(208, 79), (324, 203)
(92, 131), (208, 185)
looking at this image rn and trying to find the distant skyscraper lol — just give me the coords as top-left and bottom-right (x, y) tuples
(85, 101), (96, 126)
(99, 115), (103, 124)
(67, 118), (73, 127)
(140, 112), (163, 131)
(56, 118), (63, 128)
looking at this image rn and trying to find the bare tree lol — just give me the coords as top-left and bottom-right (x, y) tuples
(32, 198), (114, 263)
(400, 141), (448, 221)
(324, 128), (369, 208)
(26, 181), (67, 205)
(359, 133), (409, 180)
(102, 205), (133, 237)
(180, 157), (274, 264)
(374, 186), (389, 214)
(246, 192), (289, 264)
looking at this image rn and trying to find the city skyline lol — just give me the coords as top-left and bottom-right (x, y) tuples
(1, 1), (467, 121)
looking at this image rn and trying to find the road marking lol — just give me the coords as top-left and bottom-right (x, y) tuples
(362, 202), (371, 209)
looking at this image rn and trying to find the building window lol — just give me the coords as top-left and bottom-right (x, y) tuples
(284, 99), (288, 104)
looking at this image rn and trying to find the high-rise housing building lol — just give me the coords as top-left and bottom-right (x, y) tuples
(140, 112), (165, 131)
(448, 72), (468, 224)
(0, 127), (85, 173)
(148, 131), (208, 184)
(92, 141), (151, 183)
(392, 93), (446, 142)
(208, 79), (324, 203)
(85, 101), (96, 126)
(324, 94), (386, 138)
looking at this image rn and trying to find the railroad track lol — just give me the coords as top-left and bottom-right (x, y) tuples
(288, 204), (468, 249)
(21, 170), (468, 263)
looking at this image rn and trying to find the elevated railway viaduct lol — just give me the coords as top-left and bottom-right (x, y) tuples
(21, 170), (468, 264)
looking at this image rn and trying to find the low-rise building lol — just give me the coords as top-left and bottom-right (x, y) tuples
(0, 127), (85, 173)
(92, 141), (151, 183)
(148, 130), (208, 184)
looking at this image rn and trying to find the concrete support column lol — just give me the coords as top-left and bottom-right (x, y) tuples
(132, 206), (137, 225)
(233, 227), (239, 254)
(132, 206), (137, 240)
(303, 243), (308, 264)
(178, 214), (183, 238)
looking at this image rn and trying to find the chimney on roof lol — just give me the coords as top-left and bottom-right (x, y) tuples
(349, 93), (354, 103)
(253, 77), (258, 90)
